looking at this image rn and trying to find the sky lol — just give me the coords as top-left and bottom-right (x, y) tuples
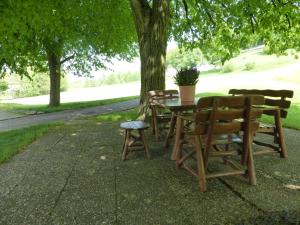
(68, 41), (178, 81)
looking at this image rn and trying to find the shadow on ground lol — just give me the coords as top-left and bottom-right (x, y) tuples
(0, 118), (299, 225)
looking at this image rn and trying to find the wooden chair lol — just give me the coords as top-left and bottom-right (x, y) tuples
(176, 95), (264, 192)
(148, 90), (179, 141)
(228, 89), (294, 157)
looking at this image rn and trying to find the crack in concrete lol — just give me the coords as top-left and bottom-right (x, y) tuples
(113, 146), (119, 225)
(46, 131), (90, 223)
(218, 177), (265, 213)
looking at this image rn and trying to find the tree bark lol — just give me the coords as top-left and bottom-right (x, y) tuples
(47, 50), (61, 107)
(130, 0), (170, 115)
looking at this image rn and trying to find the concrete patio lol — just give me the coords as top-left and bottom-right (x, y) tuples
(0, 117), (299, 225)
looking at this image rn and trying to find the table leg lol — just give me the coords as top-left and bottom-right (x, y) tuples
(171, 116), (183, 160)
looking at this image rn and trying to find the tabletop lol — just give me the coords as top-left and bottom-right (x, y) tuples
(153, 98), (198, 111)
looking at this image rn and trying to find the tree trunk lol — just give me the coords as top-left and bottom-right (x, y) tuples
(47, 50), (61, 107)
(130, 0), (170, 115)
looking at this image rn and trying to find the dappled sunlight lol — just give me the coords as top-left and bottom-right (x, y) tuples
(285, 184), (300, 190)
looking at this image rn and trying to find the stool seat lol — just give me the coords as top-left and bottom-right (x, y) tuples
(120, 121), (150, 160)
(120, 121), (149, 130)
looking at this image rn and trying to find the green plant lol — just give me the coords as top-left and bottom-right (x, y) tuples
(167, 48), (203, 70)
(174, 68), (200, 86)
(244, 62), (255, 71)
(0, 80), (8, 92)
(222, 62), (235, 73)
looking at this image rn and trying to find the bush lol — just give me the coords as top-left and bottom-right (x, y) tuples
(122, 72), (140, 83)
(16, 72), (68, 97)
(0, 80), (9, 92)
(244, 62), (255, 71)
(60, 75), (68, 92)
(222, 62), (235, 73)
(102, 72), (140, 85)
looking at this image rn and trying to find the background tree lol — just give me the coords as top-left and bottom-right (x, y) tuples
(130, 0), (300, 112)
(0, 0), (136, 106)
(130, 0), (170, 112)
(167, 48), (203, 70)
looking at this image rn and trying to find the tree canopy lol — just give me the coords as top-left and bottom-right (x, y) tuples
(0, 0), (136, 105)
(171, 0), (300, 63)
(1, 0), (299, 108)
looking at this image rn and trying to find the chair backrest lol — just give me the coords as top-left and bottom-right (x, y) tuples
(193, 95), (264, 135)
(228, 89), (294, 118)
(148, 90), (179, 105)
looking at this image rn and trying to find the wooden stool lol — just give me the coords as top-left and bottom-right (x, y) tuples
(120, 121), (150, 160)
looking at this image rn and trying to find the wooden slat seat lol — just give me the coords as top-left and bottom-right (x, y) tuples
(176, 95), (264, 192)
(229, 89), (294, 157)
(148, 90), (179, 141)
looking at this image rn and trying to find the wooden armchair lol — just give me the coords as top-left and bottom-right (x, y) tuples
(176, 95), (264, 192)
(148, 90), (179, 141)
(228, 89), (294, 157)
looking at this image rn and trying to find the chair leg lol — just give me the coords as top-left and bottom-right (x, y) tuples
(152, 107), (160, 141)
(150, 108), (155, 135)
(139, 130), (150, 159)
(246, 133), (257, 185)
(274, 110), (287, 158)
(122, 130), (130, 161)
(194, 135), (207, 192)
(164, 112), (177, 148)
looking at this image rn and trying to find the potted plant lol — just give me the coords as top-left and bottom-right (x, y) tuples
(174, 67), (199, 102)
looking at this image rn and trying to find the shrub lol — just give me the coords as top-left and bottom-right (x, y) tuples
(222, 62), (235, 73)
(244, 62), (255, 71)
(16, 72), (68, 97)
(0, 80), (9, 92)
(122, 72), (140, 83)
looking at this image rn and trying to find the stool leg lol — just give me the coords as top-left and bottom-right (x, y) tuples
(122, 129), (127, 153)
(139, 130), (150, 159)
(122, 130), (130, 161)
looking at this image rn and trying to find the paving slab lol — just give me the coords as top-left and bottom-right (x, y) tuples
(0, 119), (299, 225)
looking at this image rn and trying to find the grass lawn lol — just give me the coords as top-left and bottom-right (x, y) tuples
(0, 96), (138, 113)
(0, 123), (61, 163)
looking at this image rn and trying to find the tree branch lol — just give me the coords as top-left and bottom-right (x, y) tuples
(129, 0), (151, 41)
(182, 0), (189, 19)
(60, 54), (75, 65)
(200, 0), (216, 27)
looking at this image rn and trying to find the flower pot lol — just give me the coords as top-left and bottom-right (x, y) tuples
(179, 85), (195, 102)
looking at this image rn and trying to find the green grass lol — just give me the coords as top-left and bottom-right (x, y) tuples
(0, 96), (138, 113)
(0, 123), (61, 163)
(261, 104), (300, 130)
(95, 108), (139, 122)
(95, 93), (300, 130)
(193, 48), (299, 78)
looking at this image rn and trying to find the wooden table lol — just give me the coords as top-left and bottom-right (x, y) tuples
(153, 98), (197, 160)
